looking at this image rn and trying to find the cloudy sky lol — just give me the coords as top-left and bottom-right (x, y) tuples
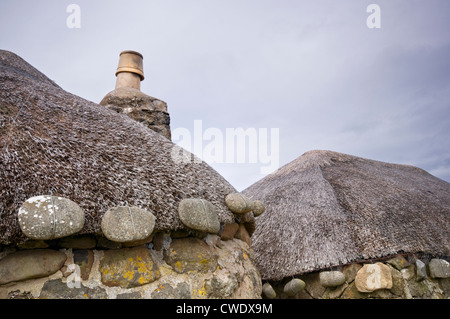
(1, 0), (449, 190)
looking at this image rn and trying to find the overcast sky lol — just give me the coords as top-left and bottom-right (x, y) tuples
(1, 0), (449, 191)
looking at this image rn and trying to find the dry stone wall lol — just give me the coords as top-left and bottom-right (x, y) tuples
(0, 192), (264, 299)
(0, 232), (261, 299)
(262, 255), (450, 299)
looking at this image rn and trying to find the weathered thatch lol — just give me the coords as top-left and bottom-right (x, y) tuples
(243, 150), (450, 280)
(0, 50), (239, 245)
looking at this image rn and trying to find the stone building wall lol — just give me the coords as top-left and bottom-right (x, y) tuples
(0, 232), (261, 299)
(262, 255), (450, 299)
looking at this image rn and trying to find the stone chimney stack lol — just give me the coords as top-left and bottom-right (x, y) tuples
(100, 50), (171, 140)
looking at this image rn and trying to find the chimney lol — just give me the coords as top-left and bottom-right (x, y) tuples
(100, 50), (171, 140)
(115, 50), (144, 90)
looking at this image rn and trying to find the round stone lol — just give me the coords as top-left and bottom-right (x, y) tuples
(18, 195), (85, 240)
(101, 206), (156, 243)
(319, 271), (346, 287)
(225, 193), (253, 214)
(178, 198), (220, 234)
(0, 249), (67, 285)
(251, 200), (266, 217)
(283, 278), (306, 296)
(262, 282), (277, 299)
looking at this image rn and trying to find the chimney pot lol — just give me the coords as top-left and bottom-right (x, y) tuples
(115, 50), (144, 90)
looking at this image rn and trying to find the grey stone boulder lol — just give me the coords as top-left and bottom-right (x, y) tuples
(319, 270), (346, 287)
(416, 259), (427, 281)
(0, 249), (67, 285)
(18, 195), (85, 240)
(429, 259), (450, 278)
(250, 200), (265, 217)
(283, 278), (306, 296)
(262, 282), (277, 299)
(164, 237), (218, 274)
(178, 198), (220, 234)
(225, 193), (253, 214)
(39, 279), (108, 299)
(386, 255), (410, 270)
(101, 206), (156, 243)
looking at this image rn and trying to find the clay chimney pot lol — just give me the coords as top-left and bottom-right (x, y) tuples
(115, 50), (144, 90)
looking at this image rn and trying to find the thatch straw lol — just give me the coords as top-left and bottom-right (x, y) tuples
(0, 50), (239, 245)
(243, 150), (450, 280)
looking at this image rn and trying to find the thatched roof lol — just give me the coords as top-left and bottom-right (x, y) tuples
(0, 50), (239, 245)
(243, 150), (450, 280)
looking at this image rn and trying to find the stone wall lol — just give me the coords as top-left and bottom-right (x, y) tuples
(262, 255), (450, 299)
(0, 232), (262, 299)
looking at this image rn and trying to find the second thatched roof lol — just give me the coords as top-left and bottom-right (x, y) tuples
(243, 150), (450, 280)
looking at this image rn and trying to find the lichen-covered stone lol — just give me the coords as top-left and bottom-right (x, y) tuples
(429, 259), (450, 278)
(99, 245), (160, 288)
(206, 270), (240, 298)
(283, 278), (306, 297)
(386, 255), (410, 270)
(39, 279), (107, 299)
(355, 263), (393, 293)
(101, 206), (156, 243)
(178, 198), (220, 234)
(163, 237), (218, 274)
(262, 282), (277, 299)
(18, 195), (85, 240)
(319, 270), (346, 287)
(250, 200), (265, 217)
(225, 193), (253, 214)
(0, 249), (67, 285)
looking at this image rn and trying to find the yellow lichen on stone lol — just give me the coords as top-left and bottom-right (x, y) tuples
(123, 270), (135, 280)
(197, 284), (207, 297)
(138, 275), (147, 285)
(100, 246), (160, 288)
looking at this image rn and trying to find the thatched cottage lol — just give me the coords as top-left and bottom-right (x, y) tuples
(0, 50), (262, 299)
(244, 150), (450, 299)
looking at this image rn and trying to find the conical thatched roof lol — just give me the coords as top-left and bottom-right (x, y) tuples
(0, 50), (238, 245)
(243, 150), (450, 280)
